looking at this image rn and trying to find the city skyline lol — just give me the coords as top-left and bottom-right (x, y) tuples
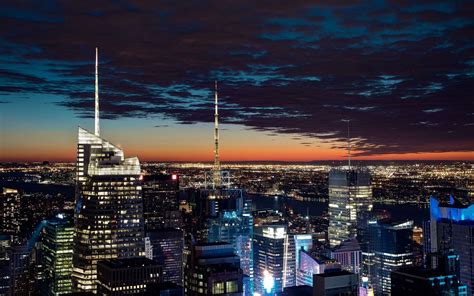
(1, 1), (473, 162)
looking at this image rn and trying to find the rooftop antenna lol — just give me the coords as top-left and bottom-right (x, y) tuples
(94, 47), (100, 136)
(213, 81), (221, 189)
(347, 119), (351, 169)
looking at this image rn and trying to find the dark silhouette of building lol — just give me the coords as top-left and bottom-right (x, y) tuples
(96, 257), (162, 295)
(313, 269), (359, 296)
(146, 228), (184, 285)
(142, 174), (181, 230)
(184, 242), (243, 295)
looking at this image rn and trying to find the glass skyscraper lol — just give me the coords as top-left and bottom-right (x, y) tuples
(328, 169), (372, 248)
(72, 127), (145, 293)
(368, 220), (414, 296)
(429, 196), (474, 295)
(43, 214), (74, 296)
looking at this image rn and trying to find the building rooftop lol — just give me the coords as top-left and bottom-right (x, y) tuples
(314, 270), (355, 278)
(98, 257), (159, 269)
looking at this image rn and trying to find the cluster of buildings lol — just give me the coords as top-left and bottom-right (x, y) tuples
(0, 49), (472, 296)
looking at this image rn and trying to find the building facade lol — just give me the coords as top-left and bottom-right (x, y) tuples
(42, 215), (74, 295)
(72, 127), (145, 292)
(368, 220), (414, 296)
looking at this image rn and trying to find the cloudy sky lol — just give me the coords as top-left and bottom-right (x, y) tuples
(0, 0), (473, 162)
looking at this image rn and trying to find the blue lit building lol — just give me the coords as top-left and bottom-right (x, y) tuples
(200, 188), (253, 294)
(429, 196), (474, 295)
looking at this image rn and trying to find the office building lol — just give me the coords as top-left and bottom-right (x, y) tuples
(391, 267), (467, 296)
(331, 238), (362, 275)
(428, 196), (474, 295)
(313, 269), (359, 296)
(96, 257), (162, 295)
(253, 225), (291, 294)
(0, 235), (10, 295)
(328, 169), (372, 248)
(296, 250), (339, 287)
(43, 214), (74, 295)
(1, 188), (21, 235)
(142, 174), (180, 230)
(368, 220), (414, 296)
(184, 242), (243, 295)
(72, 49), (145, 293)
(146, 228), (184, 285)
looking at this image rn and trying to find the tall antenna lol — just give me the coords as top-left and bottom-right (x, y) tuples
(347, 119), (351, 169)
(213, 81), (221, 188)
(94, 47), (100, 136)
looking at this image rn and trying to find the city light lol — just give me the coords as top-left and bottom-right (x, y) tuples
(263, 270), (274, 294)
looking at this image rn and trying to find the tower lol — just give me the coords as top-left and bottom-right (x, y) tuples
(72, 48), (145, 293)
(213, 81), (221, 189)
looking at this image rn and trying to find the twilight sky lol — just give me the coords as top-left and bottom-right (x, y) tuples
(0, 0), (473, 162)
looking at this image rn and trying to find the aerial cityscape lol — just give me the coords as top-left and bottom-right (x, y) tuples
(0, 1), (473, 296)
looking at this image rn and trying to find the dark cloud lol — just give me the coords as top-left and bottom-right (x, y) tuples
(0, 0), (473, 156)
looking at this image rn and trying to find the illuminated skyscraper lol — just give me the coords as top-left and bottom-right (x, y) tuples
(429, 196), (474, 295)
(72, 48), (145, 293)
(328, 169), (372, 248)
(1, 188), (21, 235)
(42, 214), (74, 295)
(253, 225), (291, 295)
(368, 220), (414, 296)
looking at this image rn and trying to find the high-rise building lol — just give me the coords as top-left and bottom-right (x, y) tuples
(146, 228), (184, 285)
(284, 234), (312, 288)
(328, 169), (372, 248)
(296, 250), (339, 287)
(391, 267), (467, 296)
(96, 257), (162, 295)
(331, 238), (362, 275)
(253, 225), (290, 295)
(1, 188), (21, 235)
(184, 242), (243, 295)
(313, 269), (359, 296)
(368, 220), (414, 296)
(142, 174), (180, 231)
(72, 49), (145, 293)
(428, 196), (474, 294)
(42, 214), (74, 295)
(0, 235), (11, 295)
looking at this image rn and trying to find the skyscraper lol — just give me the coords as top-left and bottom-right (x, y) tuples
(142, 174), (180, 231)
(328, 169), (372, 248)
(184, 242), (243, 295)
(72, 48), (145, 293)
(146, 228), (184, 285)
(331, 238), (362, 275)
(253, 225), (289, 295)
(428, 196), (474, 295)
(368, 220), (414, 296)
(42, 214), (74, 295)
(1, 188), (21, 235)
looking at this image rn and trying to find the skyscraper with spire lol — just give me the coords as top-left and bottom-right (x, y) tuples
(72, 48), (145, 293)
(213, 80), (221, 189)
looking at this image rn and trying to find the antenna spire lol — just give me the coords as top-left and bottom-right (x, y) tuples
(94, 47), (100, 136)
(347, 119), (351, 169)
(213, 81), (221, 188)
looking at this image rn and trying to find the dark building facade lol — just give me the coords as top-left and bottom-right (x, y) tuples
(368, 220), (414, 296)
(142, 174), (180, 231)
(391, 267), (467, 296)
(313, 270), (359, 296)
(184, 242), (243, 295)
(96, 257), (162, 295)
(146, 228), (184, 285)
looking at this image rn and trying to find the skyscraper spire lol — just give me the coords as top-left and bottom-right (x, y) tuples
(213, 80), (221, 188)
(94, 47), (100, 137)
(347, 119), (351, 169)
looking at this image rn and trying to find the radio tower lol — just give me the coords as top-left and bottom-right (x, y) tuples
(347, 119), (351, 169)
(94, 47), (100, 136)
(213, 81), (221, 189)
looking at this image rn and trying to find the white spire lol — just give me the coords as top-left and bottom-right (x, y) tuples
(94, 47), (100, 137)
(347, 119), (351, 169)
(213, 80), (221, 188)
